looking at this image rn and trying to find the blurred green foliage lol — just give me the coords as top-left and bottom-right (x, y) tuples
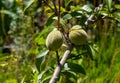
(0, 0), (120, 83)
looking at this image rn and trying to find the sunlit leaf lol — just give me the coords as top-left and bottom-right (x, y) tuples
(100, 10), (109, 16)
(35, 36), (45, 45)
(70, 5), (81, 12)
(6, 79), (17, 83)
(114, 4), (120, 10)
(82, 5), (93, 12)
(65, 0), (73, 8)
(106, 0), (112, 12)
(36, 50), (49, 59)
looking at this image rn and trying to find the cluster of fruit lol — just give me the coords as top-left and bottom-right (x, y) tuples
(46, 25), (88, 51)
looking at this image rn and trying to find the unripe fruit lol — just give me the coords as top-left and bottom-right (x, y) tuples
(46, 28), (63, 51)
(69, 25), (88, 45)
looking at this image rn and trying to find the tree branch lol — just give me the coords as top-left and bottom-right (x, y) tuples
(49, 43), (73, 83)
(49, 1), (105, 83)
(85, 4), (104, 26)
(42, 0), (55, 12)
(52, 0), (58, 15)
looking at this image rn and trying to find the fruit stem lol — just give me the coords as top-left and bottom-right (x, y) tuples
(56, 50), (60, 65)
(57, 0), (61, 30)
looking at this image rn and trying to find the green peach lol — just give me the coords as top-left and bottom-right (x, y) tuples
(69, 25), (88, 45)
(46, 28), (63, 51)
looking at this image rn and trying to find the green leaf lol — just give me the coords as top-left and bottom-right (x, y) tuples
(35, 36), (45, 45)
(63, 14), (72, 20)
(52, 16), (66, 26)
(106, 0), (112, 12)
(45, 14), (55, 26)
(65, 0), (73, 8)
(0, 10), (17, 18)
(23, 0), (35, 13)
(71, 11), (82, 17)
(67, 62), (86, 75)
(34, 26), (54, 45)
(114, 4), (120, 10)
(60, 71), (76, 83)
(41, 75), (51, 83)
(85, 45), (94, 60)
(6, 79), (17, 83)
(38, 67), (51, 81)
(82, 5), (93, 12)
(1, 0), (14, 8)
(36, 50), (49, 59)
(35, 50), (49, 72)
(69, 11), (87, 25)
(100, 10), (109, 16)
(60, 18), (66, 26)
(114, 12), (120, 22)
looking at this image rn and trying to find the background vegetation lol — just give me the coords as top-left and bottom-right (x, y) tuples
(0, 0), (120, 83)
